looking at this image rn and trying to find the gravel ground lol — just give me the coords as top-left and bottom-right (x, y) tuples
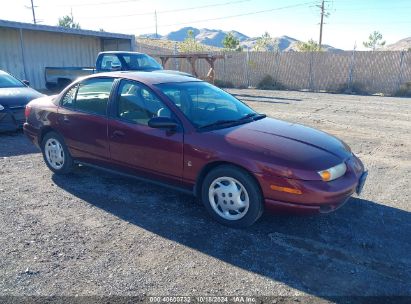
(0, 90), (410, 301)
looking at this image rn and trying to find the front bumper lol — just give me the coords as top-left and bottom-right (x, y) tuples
(0, 107), (25, 132)
(265, 196), (352, 215)
(257, 155), (366, 215)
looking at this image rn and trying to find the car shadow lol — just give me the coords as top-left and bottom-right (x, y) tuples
(52, 166), (411, 299)
(0, 131), (39, 157)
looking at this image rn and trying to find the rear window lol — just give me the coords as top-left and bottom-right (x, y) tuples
(61, 78), (114, 116)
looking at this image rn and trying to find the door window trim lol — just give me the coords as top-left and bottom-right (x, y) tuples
(110, 78), (183, 130)
(59, 77), (116, 117)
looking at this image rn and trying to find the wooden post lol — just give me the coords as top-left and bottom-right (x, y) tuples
(160, 57), (169, 67)
(205, 58), (216, 84)
(187, 57), (198, 77)
(154, 54), (223, 80)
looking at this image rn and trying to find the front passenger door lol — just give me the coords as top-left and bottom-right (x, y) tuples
(108, 79), (184, 182)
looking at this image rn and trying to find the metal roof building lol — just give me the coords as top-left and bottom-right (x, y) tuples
(0, 19), (136, 89)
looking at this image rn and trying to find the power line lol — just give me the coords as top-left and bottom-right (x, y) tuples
(120, 1), (315, 31)
(85, 0), (251, 19)
(337, 6), (411, 11)
(316, 0), (330, 50)
(318, 0), (325, 49)
(25, 0), (37, 24)
(53, 0), (142, 7)
(154, 10), (158, 39)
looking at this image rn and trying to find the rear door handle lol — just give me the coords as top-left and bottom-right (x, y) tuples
(112, 130), (125, 138)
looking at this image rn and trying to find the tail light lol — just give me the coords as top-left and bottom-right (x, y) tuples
(25, 105), (32, 119)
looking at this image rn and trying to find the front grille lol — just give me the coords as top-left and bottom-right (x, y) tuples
(10, 108), (25, 126)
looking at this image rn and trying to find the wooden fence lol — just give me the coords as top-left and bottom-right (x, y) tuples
(137, 42), (411, 95)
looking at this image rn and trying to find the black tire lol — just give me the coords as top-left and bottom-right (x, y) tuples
(41, 131), (74, 174)
(201, 165), (264, 228)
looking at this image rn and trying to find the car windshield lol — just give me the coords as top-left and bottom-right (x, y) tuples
(0, 73), (24, 88)
(120, 54), (163, 71)
(156, 82), (260, 129)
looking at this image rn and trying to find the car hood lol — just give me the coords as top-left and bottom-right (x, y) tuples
(0, 87), (44, 107)
(213, 117), (352, 179)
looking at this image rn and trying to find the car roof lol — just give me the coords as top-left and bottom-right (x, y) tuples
(89, 71), (203, 85)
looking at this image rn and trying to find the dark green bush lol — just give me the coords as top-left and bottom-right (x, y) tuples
(214, 79), (234, 88)
(257, 75), (285, 90)
(394, 82), (411, 97)
(336, 82), (368, 95)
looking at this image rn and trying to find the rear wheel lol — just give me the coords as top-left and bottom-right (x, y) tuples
(41, 131), (74, 174)
(201, 165), (263, 228)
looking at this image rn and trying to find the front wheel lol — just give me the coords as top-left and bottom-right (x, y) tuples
(201, 165), (264, 228)
(41, 131), (74, 174)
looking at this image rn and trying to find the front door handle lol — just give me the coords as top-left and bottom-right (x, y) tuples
(61, 116), (70, 124)
(112, 130), (125, 138)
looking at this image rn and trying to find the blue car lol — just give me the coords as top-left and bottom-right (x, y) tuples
(0, 70), (44, 132)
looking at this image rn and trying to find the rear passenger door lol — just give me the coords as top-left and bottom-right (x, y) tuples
(57, 77), (115, 164)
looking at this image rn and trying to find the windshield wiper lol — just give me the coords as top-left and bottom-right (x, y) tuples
(241, 113), (266, 120)
(253, 113), (266, 120)
(198, 113), (266, 130)
(197, 119), (240, 130)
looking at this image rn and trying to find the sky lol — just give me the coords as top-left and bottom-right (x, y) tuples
(0, 0), (410, 50)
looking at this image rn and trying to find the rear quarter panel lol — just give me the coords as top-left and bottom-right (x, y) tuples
(26, 96), (60, 145)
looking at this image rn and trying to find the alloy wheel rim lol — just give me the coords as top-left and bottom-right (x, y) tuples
(45, 138), (65, 170)
(208, 176), (250, 221)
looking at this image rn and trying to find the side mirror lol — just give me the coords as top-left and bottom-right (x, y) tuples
(22, 80), (30, 86)
(148, 117), (178, 130)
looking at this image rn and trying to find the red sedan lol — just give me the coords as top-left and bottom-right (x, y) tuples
(24, 72), (367, 227)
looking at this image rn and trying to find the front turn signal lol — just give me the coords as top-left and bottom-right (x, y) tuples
(270, 184), (302, 195)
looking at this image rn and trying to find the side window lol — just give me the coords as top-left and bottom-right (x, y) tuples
(101, 55), (121, 71)
(62, 78), (114, 116)
(116, 80), (171, 125)
(161, 88), (191, 116)
(61, 84), (78, 107)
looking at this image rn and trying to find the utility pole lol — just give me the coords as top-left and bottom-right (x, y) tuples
(30, 0), (37, 24)
(154, 10), (158, 39)
(318, 0), (324, 50)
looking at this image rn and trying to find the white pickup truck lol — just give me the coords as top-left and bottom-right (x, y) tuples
(45, 51), (190, 91)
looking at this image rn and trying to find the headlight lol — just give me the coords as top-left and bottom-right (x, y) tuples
(0, 104), (4, 111)
(318, 163), (347, 181)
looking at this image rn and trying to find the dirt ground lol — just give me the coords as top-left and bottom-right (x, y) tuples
(0, 89), (410, 301)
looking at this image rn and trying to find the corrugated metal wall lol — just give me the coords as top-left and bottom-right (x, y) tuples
(0, 28), (26, 81)
(0, 27), (100, 89)
(102, 38), (132, 52)
(0, 27), (132, 89)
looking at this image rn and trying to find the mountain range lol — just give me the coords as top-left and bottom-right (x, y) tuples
(139, 27), (341, 52)
(381, 37), (411, 51)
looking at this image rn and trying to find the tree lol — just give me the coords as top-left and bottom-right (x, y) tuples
(179, 30), (205, 52)
(363, 31), (386, 51)
(253, 32), (279, 52)
(296, 39), (321, 52)
(222, 32), (242, 51)
(57, 13), (81, 29)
